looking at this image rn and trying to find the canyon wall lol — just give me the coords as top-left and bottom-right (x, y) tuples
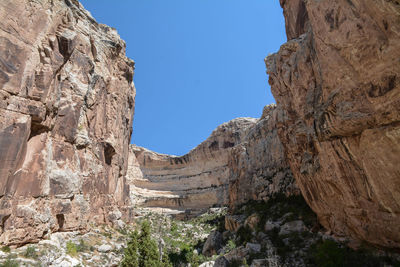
(128, 118), (258, 212)
(0, 0), (135, 245)
(267, 0), (400, 248)
(228, 105), (298, 209)
(128, 106), (298, 214)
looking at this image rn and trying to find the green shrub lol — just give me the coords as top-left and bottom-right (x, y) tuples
(225, 239), (236, 253)
(170, 221), (178, 235)
(310, 239), (400, 267)
(117, 227), (129, 236)
(76, 239), (89, 252)
(0, 246), (10, 253)
(24, 246), (38, 259)
(236, 225), (252, 245)
(101, 231), (112, 239)
(313, 239), (345, 267)
(0, 255), (18, 267)
(66, 241), (78, 257)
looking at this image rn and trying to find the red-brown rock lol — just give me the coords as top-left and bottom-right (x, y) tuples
(228, 105), (299, 209)
(0, 0), (135, 245)
(268, 0), (400, 248)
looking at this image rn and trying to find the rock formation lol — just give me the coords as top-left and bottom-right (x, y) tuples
(267, 0), (400, 248)
(2, 0), (398, 254)
(128, 118), (258, 213)
(228, 105), (298, 209)
(128, 106), (298, 215)
(0, 0), (135, 245)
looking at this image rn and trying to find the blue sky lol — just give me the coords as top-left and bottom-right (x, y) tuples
(80, 0), (286, 155)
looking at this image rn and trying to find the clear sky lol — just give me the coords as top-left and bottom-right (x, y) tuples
(80, 0), (286, 156)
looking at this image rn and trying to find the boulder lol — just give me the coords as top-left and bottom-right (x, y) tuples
(225, 215), (246, 233)
(202, 231), (223, 257)
(97, 244), (113, 253)
(214, 256), (229, 267)
(199, 261), (215, 267)
(251, 259), (268, 267)
(246, 242), (261, 254)
(264, 221), (280, 232)
(244, 213), (260, 232)
(224, 246), (250, 262)
(279, 220), (306, 236)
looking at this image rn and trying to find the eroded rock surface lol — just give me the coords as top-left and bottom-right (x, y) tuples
(268, 0), (400, 248)
(228, 105), (298, 209)
(0, 0), (135, 245)
(128, 118), (258, 213)
(128, 106), (297, 215)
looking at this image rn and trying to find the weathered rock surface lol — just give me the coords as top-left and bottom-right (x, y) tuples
(128, 110), (297, 214)
(128, 118), (258, 212)
(228, 104), (298, 209)
(268, 0), (400, 248)
(0, 0), (135, 245)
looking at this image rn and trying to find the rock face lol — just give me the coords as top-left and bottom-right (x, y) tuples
(128, 106), (298, 214)
(0, 0), (135, 245)
(228, 105), (298, 209)
(128, 118), (258, 212)
(267, 0), (400, 248)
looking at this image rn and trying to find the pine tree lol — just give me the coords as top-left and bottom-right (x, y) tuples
(138, 221), (160, 267)
(121, 220), (172, 267)
(120, 230), (139, 267)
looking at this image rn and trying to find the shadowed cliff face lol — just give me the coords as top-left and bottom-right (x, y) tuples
(268, 0), (400, 248)
(0, 0), (135, 245)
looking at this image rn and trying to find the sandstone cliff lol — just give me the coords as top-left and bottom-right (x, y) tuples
(0, 0), (135, 245)
(267, 0), (400, 248)
(128, 106), (298, 215)
(128, 118), (258, 213)
(228, 105), (298, 209)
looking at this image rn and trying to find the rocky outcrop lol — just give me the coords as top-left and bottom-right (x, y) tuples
(0, 0), (135, 245)
(228, 105), (298, 209)
(128, 118), (258, 212)
(267, 0), (400, 248)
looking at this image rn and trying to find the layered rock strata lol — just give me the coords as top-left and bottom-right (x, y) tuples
(128, 118), (258, 213)
(0, 0), (135, 245)
(267, 0), (400, 248)
(128, 106), (298, 214)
